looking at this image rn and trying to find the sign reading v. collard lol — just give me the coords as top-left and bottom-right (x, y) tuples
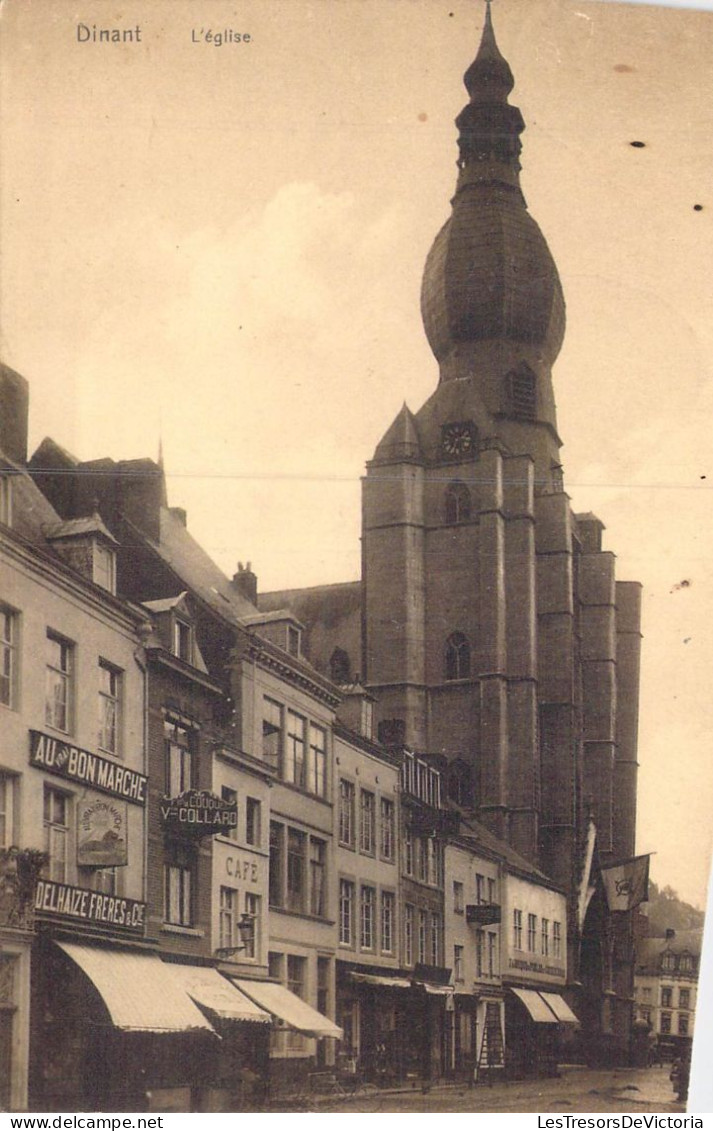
(602, 854), (650, 912)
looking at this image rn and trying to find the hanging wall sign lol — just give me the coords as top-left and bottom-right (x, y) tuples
(77, 794), (128, 867)
(160, 789), (238, 837)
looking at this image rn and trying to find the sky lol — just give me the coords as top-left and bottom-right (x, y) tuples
(1, 0), (712, 911)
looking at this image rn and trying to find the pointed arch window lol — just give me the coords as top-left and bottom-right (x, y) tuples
(444, 482), (471, 525)
(445, 633), (471, 681)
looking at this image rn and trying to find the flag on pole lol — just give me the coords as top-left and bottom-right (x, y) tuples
(601, 854), (650, 912)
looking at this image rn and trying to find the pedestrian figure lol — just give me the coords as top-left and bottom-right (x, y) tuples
(670, 1043), (692, 1103)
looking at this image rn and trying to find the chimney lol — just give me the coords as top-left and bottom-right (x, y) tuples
(0, 364), (30, 465)
(232, 561), (257, 606)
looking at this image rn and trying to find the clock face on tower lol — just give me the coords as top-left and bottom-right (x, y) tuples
(441, 420), (476, 459)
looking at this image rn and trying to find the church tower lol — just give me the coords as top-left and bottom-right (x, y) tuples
(362, 3), (642, 893)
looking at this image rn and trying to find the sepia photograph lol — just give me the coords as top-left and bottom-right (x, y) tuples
(1, 0), (712, 1118)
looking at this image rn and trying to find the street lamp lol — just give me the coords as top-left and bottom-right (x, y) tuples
(214, 912), (255, 960)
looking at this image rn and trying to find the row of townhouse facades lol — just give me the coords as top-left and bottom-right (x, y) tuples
(1, 365), (578, 1112)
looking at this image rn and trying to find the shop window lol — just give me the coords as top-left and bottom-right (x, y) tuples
(359, 790), (375, 855)
(244, 892), (260, 959)
(44, 787), (70, 882)
(513, 909), (523, 950)
(339, 779), (355, 847)
(404, 904), (414, 965)
(164, 718), (194, 796)
(360, 885), (375, 950)
(262, 697), (283, 768)
(269, 822), (284, 908)
(381, 891), (394, 954)
(527, 913), (537, 952)
(0, 606), (18, 709)
(98, 661), (122, 755)
(221, 786), (238, 841)
(444, 481), (471, 524)
(0, 774), (16, 848)
(339, 879), (354, 945)
(308, 723), (327, 797)
(380, 798), (395, 861)
(246, 797), (261, 847)
(445, 632), (470, 681)
(454, 945), (464, 982)
(164, 848), (194, 927)
(309, 837), (326, 917)
(45, 631), (73, 733)
(329, 648), (351, 684)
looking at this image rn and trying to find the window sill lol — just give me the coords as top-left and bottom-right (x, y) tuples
(161, 923), (205, 937)
(269, 905), (335, 927)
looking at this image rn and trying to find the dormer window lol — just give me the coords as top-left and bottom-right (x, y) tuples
(93, 542), (116, 594)
(173, 617), (193, 663)
(0, 475), (12, 526)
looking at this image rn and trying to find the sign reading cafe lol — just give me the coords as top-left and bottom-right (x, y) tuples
(160, 789), (237, 837)
(29, 730), (148, 805)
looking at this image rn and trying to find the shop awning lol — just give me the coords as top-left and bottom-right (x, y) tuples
(57, 943), (216, 1034)
(419, 983), (455, 997)
(350, 973), (412, 989)
(233, 978), (343, 1039)
(510, 987), (558, 1024)
(168, 964), (270, 1023)
(539, 992), (580, 1025)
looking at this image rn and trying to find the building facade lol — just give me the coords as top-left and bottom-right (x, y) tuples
(634, 930), (701, 1058)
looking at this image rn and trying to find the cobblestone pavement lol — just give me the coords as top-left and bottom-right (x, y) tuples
(270, 1065), (685, 1114)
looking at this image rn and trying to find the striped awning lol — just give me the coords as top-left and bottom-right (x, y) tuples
(57, 943), (215, 1033)
(510, 987), (558, 1024)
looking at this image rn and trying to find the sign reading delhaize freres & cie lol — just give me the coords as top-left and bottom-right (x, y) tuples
(30, 730), (148, 805)
(35, 879), (146, 933)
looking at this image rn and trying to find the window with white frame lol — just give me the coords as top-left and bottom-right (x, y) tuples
(541, 918), (550, 956)
(404, 904), (414, 965)
(513, 909), (523, 950)
(93, 543), (116, 594)
(309, 837), (326, 917)
(488, 931), (497, 976)
(418, 909), (428, 964)
(172, 617), (193, 664)
(44, 788), (70, 882)
(553, 920), (562, 958)
(488, 876), (496, 904)
(308, 723), (327, 796)
(262, 697), (282, 768)
(430, 911), (442, 966)
(98, 661), (122, 755)
(476, 873), (484, 904)
(0, 606), (17, 709)
(45, 632), (73, 733)
(380, 797), (395, 861)
(269, 822), (284, 908)
(164, 717), (194, 796)
(360, 790), (375, 854)
(679, 988), (690, 1009)
(286, 828), (306, 913)
(285, 710), (306, 789)
(219, 886), (236, 949)
(0, 475), (12, 526)
(527, 913), (537, 952)
(339, 879), (354, 945)
(361, 885), (375, 950)
(454, 944), (464, 982)
(453, 880), (464, 913)
(244, 892), (260, 959)
(339, 779), (355, 846)
(381, 891), (394, 954)
(221, 786), (238, 841)
(164, 849), (194, 927)
(0, 774), (16, 848)
(476, 929), (484, 977)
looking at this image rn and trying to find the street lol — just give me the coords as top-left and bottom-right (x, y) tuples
(273, 1066), (685, 1114)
